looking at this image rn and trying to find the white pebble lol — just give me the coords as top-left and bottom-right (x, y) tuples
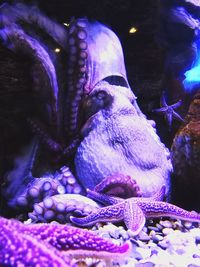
(162, 228), (174, 235)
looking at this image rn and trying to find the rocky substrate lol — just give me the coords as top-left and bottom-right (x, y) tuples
(171, 90), (200, 211)
(73, 219), (200, 267)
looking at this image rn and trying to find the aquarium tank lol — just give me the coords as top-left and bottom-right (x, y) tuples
(0, 1), (200, 266)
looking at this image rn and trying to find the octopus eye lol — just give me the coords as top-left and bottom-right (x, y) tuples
(79, 90), (113, 133)
(95, 90), (108, 100)
(90, 90), (113, 109)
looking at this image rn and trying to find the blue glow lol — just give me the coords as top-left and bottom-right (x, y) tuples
(184, 64), (200, 91)
(183, 41), (200, 92)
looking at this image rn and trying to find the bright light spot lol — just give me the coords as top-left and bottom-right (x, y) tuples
(184, 65), (200, 82)
(54, 48), (61, 53)
(183, 42), (200, 92)
(63, 22), (69, 27)
(129, 27), (137, 34)
(183, 64), (200, 92)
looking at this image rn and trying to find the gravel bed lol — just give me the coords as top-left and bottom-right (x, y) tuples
(74, 219), (200, 267)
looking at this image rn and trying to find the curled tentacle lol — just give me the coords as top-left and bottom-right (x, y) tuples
(6, 156), (82, 210)
(55, 166), (82, 194)
(9, 175), (65, 209)
(94, 174), (142, 198)
(29, 194), (100, 223)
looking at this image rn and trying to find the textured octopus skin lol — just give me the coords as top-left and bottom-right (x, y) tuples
(75, 81), (172, 198)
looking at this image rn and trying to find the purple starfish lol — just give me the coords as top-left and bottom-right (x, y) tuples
(0, 216), (131, 266)
(0, 218), (70, 267)
(71, 186), (200, 236)
(152, 94), (184, 129)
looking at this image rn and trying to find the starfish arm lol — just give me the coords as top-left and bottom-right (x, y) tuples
(172, 111), (185, 122)
(87, 189), (122, 205)
(160, 93), (168, 107)
(124, 200), (146, 236)
(26, 222), (131, 256)
(0, 219), (70, 267)
(165, 112), (173, 129)
(0, 216), (131, 264)
(170, 99), (182, 109)
(139, 201), (200, 222)
(70, 202), (125, 226)
(153, 94), (184, 128)
(152, 107), (168, 113)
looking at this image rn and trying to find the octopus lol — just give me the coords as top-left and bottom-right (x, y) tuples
(0, 3), (172, 222)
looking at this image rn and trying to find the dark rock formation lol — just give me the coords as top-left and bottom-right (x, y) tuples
(171, 89), (200, 211)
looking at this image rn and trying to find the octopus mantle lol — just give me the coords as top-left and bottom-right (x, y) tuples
(75, 81), (172, 197)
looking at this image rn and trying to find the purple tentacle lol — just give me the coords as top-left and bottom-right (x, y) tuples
(94, 174), (142, 198)
(0, 3), (71, 137)
(0, 3), (68, 49)
(7, 162), (82, 211)
(65, 18), (88, 137)
(28, 193), (100, 223)
(56, 165), (82, 194)
(0, 24), (59, 124)
(9, 175), (65, 209)
(27, 118), (62, 153)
